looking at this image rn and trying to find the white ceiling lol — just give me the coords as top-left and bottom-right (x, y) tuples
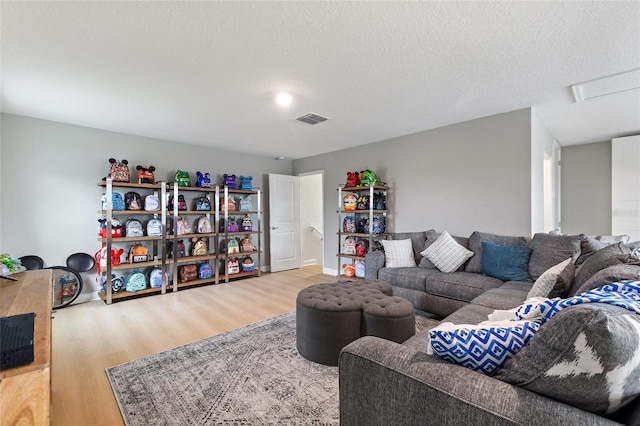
(2, 1), (639, 159)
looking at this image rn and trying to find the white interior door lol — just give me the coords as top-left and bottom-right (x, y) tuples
(612, 135), (640, 240)
(269, 174), (301, 272)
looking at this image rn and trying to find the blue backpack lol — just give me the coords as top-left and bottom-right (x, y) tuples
(125, 270), (147, 292)
(198, 263), (213, 279)
(102, 192), (125, 210)
(148, 267), (169, 288)
(195, 195), (211, 211)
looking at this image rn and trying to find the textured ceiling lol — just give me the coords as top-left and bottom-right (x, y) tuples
(2, 1), (639, 159)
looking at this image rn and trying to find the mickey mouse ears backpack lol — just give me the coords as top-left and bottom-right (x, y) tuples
(109, 158), (130, 182)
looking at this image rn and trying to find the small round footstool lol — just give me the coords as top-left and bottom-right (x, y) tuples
(296, 280), (415, 366)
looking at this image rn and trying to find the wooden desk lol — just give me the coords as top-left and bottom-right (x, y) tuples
(0, 269), (52, 426)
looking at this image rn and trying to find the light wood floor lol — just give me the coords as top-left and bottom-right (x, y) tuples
(51, 265), (335, 426)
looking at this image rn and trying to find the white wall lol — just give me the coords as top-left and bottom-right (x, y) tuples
(0, 114), (293, 298)
(530, 109), (558, 234)
(612, 135), (640, 240)
(561, 141), (612, 235)
(299, 172), (324, 267)
(293, 109), (533, 275)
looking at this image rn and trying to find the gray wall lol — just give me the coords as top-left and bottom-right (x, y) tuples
(293, 108), (533, 274)
(0, 114), (292, 299)
(561, 141), (612, 235)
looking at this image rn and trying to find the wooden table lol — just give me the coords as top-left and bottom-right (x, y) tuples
(0, 269), (52, 426)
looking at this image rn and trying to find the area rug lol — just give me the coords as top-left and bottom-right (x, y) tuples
(107, 311), (439, 426)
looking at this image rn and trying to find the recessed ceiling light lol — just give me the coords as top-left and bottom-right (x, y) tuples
(275, 92), (293, 108)
(275, 156), (287, 160)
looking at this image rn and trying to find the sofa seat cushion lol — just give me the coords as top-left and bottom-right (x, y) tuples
(379, 267), (438, 292)
(470, 287), (530, 310)
(425, 272), (503, 303)
(499, 281), (534, 292)
(440, 303), (495, 325)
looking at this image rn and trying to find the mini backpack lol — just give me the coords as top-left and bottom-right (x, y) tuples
(239, 175), (252, 190)
(148, 267), (169, 288)
(109, 158), (130, 182)
(125, 218), (144, 237)
(167, 240), (186, 258)
(241, 257), (255, 272)
(356, 195), (369, 210)
(227, 238), (239, 254)
(147, 217), (162, 236)
(98, 217), (124, 238)
(240, 237), (254, 252)
(220, 218), (238, 232)
(239, 196), (252, 211)
(136, 165), (155, 184)
(343, 216), (356, 233)
(227, 257), (240, 274)
(175, 170), (191, 187)
(220, 196), (236, 212)
(240, 216), (252, 231)
(128, 243), (149, 263)
(373, 192), (386, 210)
(125, 270), (147, 292)
(179, 264), (197, 282)
(191, 237), (208, 256)
(198, 262), (213, 279)
(97, 272), (125, 293)
(223, 174), (236, 189)
(125, 192), (143, 210)
(102, 192), (126, 211)
(175, 216), (191, 235)
(195, 195), (211, 211)
(343, 237), (357, 254)
(197, 216), (212, 233)
(196, 171), (211, 188)
(169, 195), (187, 211)
(144, 194), (160, 211)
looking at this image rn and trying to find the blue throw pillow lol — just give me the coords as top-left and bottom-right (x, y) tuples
(482, 241), (532, 282)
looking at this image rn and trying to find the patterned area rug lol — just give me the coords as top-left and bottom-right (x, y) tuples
(107, 312), (439, 425)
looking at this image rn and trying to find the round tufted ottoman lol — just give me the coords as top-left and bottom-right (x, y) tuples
(296, 280), (415, 366)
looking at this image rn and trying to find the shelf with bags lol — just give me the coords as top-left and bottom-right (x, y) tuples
(99, 181), (161, 190)
(98, 235), (164, 243)
(98, 286), (164, 302)
(168, 254), (219, 265)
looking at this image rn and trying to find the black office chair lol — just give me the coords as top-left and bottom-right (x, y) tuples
(19, 255), (44, 270)
(66, 252), (95, 273)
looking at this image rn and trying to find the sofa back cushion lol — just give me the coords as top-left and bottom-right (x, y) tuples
(527, 233), (582, 281)
(465, 232), (528, 273)
(570, 264), (640, 296)
(576, 234), (630, 266)
(391, 231), (429, 265)
(569, 243), (640, 296)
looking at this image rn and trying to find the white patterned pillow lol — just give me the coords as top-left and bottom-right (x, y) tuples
(428, 319), (543, 375)
(420, 231), (474, 273)
(527, 258), (575, 299)
(380, 239), (416, 268)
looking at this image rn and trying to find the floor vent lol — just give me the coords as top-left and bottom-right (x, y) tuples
(296, 113), (330, 125)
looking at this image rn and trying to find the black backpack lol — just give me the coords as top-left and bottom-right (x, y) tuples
(125, 191), (143, 210)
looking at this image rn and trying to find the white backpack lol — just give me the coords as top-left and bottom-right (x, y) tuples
(197, 216), (212, 233)
(144, 194), (160, 211)
(125, 218), (144, 237)
(147, 217), (162, 236)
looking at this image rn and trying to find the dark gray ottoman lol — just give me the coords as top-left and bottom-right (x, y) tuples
(296, 280), (415, 366)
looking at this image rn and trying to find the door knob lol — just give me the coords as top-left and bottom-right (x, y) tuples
(271, 226), (279, 230)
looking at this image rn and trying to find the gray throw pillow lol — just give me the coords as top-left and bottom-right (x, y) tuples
(570, 264), (640, 296)
(392, 231), (429, 265)
(528, 233), (583, 281)
(571, 243), (640, 294)
(465, 231), (528, 273)
(494, 303), (640, 416)
(419, 230), (469, 270)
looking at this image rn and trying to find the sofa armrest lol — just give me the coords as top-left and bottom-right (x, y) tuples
(364, 250), (385, 279)
(339, 336), (620, 426)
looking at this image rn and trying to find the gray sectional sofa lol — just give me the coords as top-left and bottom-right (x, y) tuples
(340, 230), (640, 425)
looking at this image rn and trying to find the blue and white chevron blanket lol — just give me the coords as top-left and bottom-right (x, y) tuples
(427, 280), (640, 375)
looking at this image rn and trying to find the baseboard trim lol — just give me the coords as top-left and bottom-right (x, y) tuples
(323, 267), (338, 276)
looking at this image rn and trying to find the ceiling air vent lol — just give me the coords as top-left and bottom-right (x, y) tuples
(296, 112), (330, 125)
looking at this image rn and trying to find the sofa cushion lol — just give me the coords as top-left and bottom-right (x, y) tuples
(571, 243), (640, 295)
(421, 231), (474, 273)
(380, 239), (416, 268)
(391, 231), (430, 265)
(527, 258), (575, 299)
(499, 281), (534, 292)
(441, 303), (495, 325)
(379, 267), (438, 292)
(576, 235), (630, 266)
(470, 287), (530, 311)
(494, 303), (640, 416)
(528, 233), (582, 281)
(419, 230), (469, 270)
(466, 232), (528, 273)
(425, 272), (503, 303)
(481, 242), (532, 282)
(570, 264), (640, 296)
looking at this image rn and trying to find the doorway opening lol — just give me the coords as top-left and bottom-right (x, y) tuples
(299, 171), (324, 269)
